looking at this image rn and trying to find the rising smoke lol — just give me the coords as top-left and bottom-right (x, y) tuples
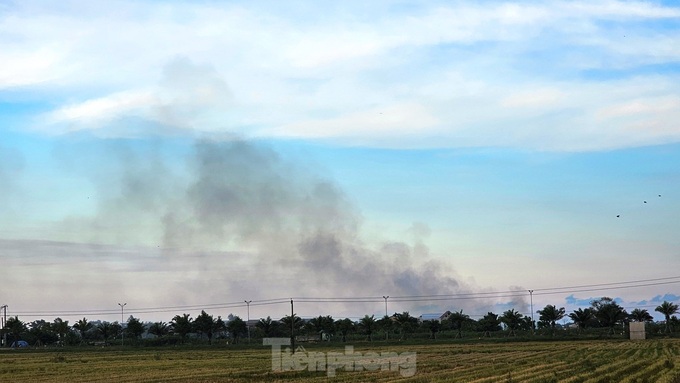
(1, 58), (507, 319)
(47, 137), (482, 317)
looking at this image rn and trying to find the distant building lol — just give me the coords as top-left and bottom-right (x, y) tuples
(419, 311), (452, 323)
(630, 322), (645, 340)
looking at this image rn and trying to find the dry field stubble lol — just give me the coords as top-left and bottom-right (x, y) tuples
(1, 339), (680, 382)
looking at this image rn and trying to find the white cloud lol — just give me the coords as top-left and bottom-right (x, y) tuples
(500, 88), (565, 109)
(0, 47), (65, 88)
(2, 0), (680, 150)
(47, 90), (156, 128)
(597, 96), (680, 120)
(265, 102), (439, 140)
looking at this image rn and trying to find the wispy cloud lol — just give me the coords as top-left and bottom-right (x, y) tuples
(3, 0), (679, 150)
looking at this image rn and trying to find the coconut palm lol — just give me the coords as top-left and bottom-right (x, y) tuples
(226, 316), (247, 343)
(377, 315), (393, 340)
(448, 310), (471, 339)
(73, 317), (93, 344)
(629, 308), (653, 323)
(393, 312), (418, 340)
(171, 314), (193, 343)
(256, 316), (278, 337)
(306, 315), (334, 341)
(194, 311), (217, 344)
(358, 315), (376, 341)
(52, 318), (70, 345)
(655, 301), (679, 333)
(335, 318), (355, 342)
(97, 321), (113, 344)
(125, 316), (146, 340)
(591, 298), (627, 335)
(537, 305), (566, 335)
(500, 309), (524, 337)
(568, 308), (594, 333)
(28, 319), (56, 346)
(148, 321), (170, 338)
(478, 312), (501, 337)
(280, 314), (304, 338)
(423, 320), (441, 339)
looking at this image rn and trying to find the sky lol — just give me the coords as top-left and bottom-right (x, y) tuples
(1, 0), (680, 324)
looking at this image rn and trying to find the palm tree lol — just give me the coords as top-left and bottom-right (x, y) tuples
(193, 310), (214, 343)
(280, 314), (304, 338)
(335, 318), (355, 342)
(592, 299), (627, 335)
(73, 318), (93, 344)
(6, 317), (27, 346)
(306, 315), (334, 341)
(377, 315), (393, 340)
(256, 316), (278, 337)
(52, 318), (70, 345)
(171, 314), (193, 343)
(478, 312), (501, 337)
(111, 322), (123, 341)
(448, 310), (471, 339)
(568, 308), (594, 333)
(537, 305), (566, 336)
(215, 316), (227, 340)
(500, 309), (524, 337)
(629, 308), (654, 323)
(148, 321), (170, 338)
(226, 316), (247, 343)
(28, 319), (56, 346)
(125, 316), (146, 340)
(655, 301), (679, 333)
(424, 320), (441, 339)
(358, 315), (376, 341)
(97, 321), (113, 344)
(393, 312), (418, 340)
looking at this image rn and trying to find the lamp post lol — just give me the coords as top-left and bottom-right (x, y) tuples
(382, 296), (390, 341)
(528, 290), (534, 334)
(118, 302), (127, 346)
(1, 305), (6, 347)
(244, 300), (252, 342)
(382, 296), (389, 317)
(290, 299), (295, 353)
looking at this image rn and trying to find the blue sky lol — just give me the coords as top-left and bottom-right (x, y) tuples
(1, 0), (680, 322)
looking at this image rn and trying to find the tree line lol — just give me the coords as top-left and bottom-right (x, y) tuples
(1, 298), (678, 347)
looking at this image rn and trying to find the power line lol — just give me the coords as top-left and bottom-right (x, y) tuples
(9, 275), (680, 318)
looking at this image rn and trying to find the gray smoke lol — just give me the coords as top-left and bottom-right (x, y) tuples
(6, 58), (499, 319)
(0, 145), (24, 202)
(169, 139), (467, 300)
(50, 137), (479, 317)
(0, 145), (25, 227)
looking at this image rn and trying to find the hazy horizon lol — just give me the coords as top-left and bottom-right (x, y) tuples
(1, 0), (679, 324)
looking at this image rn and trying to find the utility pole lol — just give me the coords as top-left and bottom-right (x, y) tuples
(290, 299), (295, 353)
(383, 296), (389, 317)
(244, 300), (252, 343)
(118, 303), (127, 346)
(528, 290), (534, 335)
(382, 296), (390, 341)
(1, 305), (6, 347)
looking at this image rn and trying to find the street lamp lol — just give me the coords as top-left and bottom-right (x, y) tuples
(1, 305), (6, 347)
(118, 303), (127, 346)
(528, 290), (534, 334)
(244, 300), (252, 342)
(383, 296), (389, 317)
(290, 299), (295, 352)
